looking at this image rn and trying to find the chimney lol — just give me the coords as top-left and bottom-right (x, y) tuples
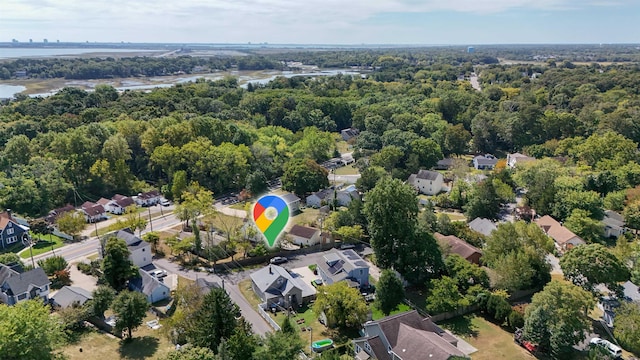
(6, 209), (11, 220)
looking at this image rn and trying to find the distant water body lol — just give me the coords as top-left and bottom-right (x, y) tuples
(0, 48), (156, 59)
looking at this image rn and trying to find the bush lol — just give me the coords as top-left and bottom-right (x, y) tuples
(484, 292), (512, 325)
(77, 262), (92, 274)
(508, 310), (524, 330)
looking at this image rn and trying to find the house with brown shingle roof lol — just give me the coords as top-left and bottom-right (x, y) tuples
(535, 215), (585, 251)
(353, 310), (468, 360)
(287, 225), (321, 246)
(434, 233), (482, 265)
(80, 202), (106, 223)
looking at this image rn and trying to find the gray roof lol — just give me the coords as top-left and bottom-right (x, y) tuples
(623, 281), (640, 302)
(474, 154), (498, 166)
(130, 269), (169, 297)
(250, 265), (301, 298)
(415, 170), (441, 181)
(52, 286), (93, 308)
(317, 248), (368, 283)
(280, 193), (300, 204)
(2, 267), (49, 295)
(603, 210), (625, 228)
(468, 217), (497, 236)
(195, 278), (220, 294)
(308, 188), (334, 201)
(115, 229), (150, 251)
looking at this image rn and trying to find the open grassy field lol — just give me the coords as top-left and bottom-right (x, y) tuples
(61, 314), (174, 360)
(291, 207), (321, 227)
(371, 303), (411, 321)
(440, 314), (535, 360)
(333, 165), (359, 176)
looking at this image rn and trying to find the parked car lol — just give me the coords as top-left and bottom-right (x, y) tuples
(160, 198), (171, 206)
(340, 243), (356, 250)
(269, 256), (288, 265)
(590, 337), (622, 358)
(149, 269), (167, 278)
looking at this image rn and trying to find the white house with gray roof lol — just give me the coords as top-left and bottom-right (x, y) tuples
(280, 193), (301, 213)
(336, 185), (360, 206)
(114, 229), (152, 268)
(0, 264), (50, 305)
(306, 188), (335, 208)
(473, 154), (498, 170)
(407, 170), (444, 196)
(317, 249), (369, 288)
(603, 210), (625, 238)
(250, 265), (315, 308)
(129, 269), (170, 304)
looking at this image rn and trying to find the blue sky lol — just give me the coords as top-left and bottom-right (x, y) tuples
(0, 0), (638, 44)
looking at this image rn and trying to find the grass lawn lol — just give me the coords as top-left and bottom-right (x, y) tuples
(334, 165), (359, 176)
(336, 140), (350, 154)
(292, 208), (321, 226)
(230, 202), (249, 210)
(238, 279), (263, 309)
(61, 314), (174, 360)
(440, 314), (535, 360)
(19, 233), (67, 258)
(436, 211), (466, 222)
(209, 213), (244, 233)
(371, 303), (411, 321)
(270, 304), (337, 353)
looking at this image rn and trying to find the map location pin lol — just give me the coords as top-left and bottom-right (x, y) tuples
(253, 195), (290, 248)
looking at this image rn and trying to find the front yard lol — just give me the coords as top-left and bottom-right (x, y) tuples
(19, 232), (67, 258)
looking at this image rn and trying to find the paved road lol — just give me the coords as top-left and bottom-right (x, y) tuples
(469, 73), (482, 91)
(154, 257), (273, 336)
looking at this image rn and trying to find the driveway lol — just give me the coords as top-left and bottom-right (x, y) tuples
(546, 254), (563, 275)
(68, 257), (98, 293)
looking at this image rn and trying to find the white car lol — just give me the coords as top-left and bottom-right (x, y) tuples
(590, 337), (622, 358)
(149, 269), (167, 279)
(160, 198), (171, 206)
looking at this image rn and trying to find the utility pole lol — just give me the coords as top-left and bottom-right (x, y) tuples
(28, 238), (35, 268)
(148, 207), (153, 232)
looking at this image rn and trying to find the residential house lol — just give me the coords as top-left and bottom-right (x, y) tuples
(341, 128), (360, 141)
(114, 229), (152, 268)
(435, 158), (455, 170)
(434, 233), (482, 265)
(81, 201), (107, 223)
(353, 310), (468, 360)
(603, 210), (625, 238)
(317, 248), (369, 288)
(472, 154), (498, 170)
(599, 281), (640, 328)
(341, 153), (355, 165)
(0, 211), (30, 249)
(535, 215), (585, 251)
(287, 225), (321, 246)
(467, 217), (497, 237)
(109, 194), (135, 215)
(337, 185), (360, 206)
(51, 286), (93, 309)
(506, 153), (536, 169)
(129, 269), (170, 304)
(0, 264), (50, 305)
(96, 197), (111, 209)
(280, 193), (301, 213)
(135, 190), (162, 207)
(250, 265), (309, 308)
(45, 204), (75, 223)
(407, 170), (444, 196)
(306, 188), (335, 209)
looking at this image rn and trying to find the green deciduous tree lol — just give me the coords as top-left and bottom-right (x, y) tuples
(613, 302), (640, 354)
(254, 323), (304, 360)
(444, 254), (490, 293)
(102, 237), (138, 291)
(91, 285), (116, 319)
(523, 281), (595, 359)
(375, 269), (405, 315)
(187, 288), (237, 352)
(160, 346), (216, 360)
(56, 211), (86, 240)
(142, 232), (160, 253)
(0, 300), (64, 360)
(426, 276), (469, 314)
(37, 255), (68, 276)
(363, 178), (444, 284)
(563, 209), (604, 243)
(112, 290), (150, 340)
(0, 253), (23, 267)
(313, 282), (368, 329)
(560, 243), (629, 296)
(281, 158), (329, 197)
(464, 178), (501, 220)
(484, 221), (553, 292)
(355, 165), (387, 193)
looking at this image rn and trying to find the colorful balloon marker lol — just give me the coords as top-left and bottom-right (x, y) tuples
(253, 195), (289, 247)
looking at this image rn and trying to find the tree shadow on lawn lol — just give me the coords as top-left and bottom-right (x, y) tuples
(439, 314), (479, 338)
(118, 336), (159, 359)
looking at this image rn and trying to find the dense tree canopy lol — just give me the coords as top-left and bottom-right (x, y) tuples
(560, 244), (630, 296)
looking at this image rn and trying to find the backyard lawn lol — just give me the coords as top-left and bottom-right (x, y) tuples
(333, 165), (359, 176)
(440, 314), (535, 360)
(291, 207), (321, 227)
(19, 232), (67, 258)
(61, 314), (174, 360)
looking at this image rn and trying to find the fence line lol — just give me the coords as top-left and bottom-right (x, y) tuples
(257, 302), (281, 331)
